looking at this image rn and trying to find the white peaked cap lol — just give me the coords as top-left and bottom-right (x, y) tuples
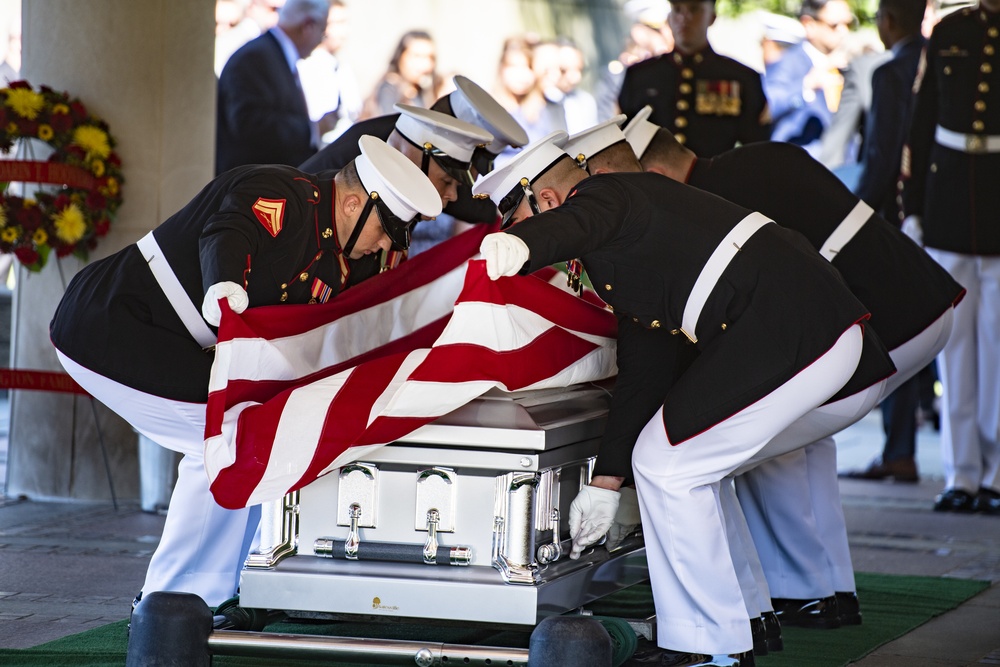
(471, 131), (569, 207)
(558, 114), (629, 164)
(450, 75), (529, 154)
(393, 104), (494, 163)
(356, 135), (442, 220)
(622, 105), (659, 159)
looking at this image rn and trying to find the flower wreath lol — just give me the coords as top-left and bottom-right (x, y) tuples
(0, 81), (124, 271)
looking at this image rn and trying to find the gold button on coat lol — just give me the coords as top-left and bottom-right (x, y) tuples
(975, 100), (987, 111)
(679, 83), (692, 94)
(650, 320), (661, 328)
(973, 120), (985, 131)
(675, 117), (688, 128)
(299, 272), (309, 282)
(605, 283), (612, 291)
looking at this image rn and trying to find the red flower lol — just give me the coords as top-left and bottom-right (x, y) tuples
(55, 245), (75, 257)
(18, 119), (37, 137)
(94, 218), (110, 237)
(50, 113), (72, 133)
(53, 194), (70, 210)
(14, 246), (39, 265)
(70, 101), (87, 119)
(107, 152), (121, 167)
(86, 191), (107, 211)
(7, 80), (30, 90)
(15, 206), (43, 232)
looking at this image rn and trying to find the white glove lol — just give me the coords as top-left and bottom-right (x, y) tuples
(201, 281), (249, 327)
(480, 233), (530, 281)
(605, 486), (641, 551)
(901, 215), (923, 246)
(568, 485), (620, 560)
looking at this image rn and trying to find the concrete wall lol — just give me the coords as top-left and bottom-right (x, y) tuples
(5, 0), (215, 501)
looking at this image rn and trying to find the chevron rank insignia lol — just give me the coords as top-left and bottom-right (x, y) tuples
(252, 198), (286, 237)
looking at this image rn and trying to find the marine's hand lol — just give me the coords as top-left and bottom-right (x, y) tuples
(480, 233), (529, 280)
(202, 281), (249, 327)
(606, 486), (641, 550)
(568, 485), (620, 560)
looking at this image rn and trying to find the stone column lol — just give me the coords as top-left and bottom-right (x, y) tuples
(5, 1), (215, 501)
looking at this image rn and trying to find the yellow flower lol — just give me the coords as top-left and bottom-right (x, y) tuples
(32, 228), (48, 246)
(38, 124), (54, 141)
(4, 88), (45, 120)
(91, 159), (105, 177)
(53, 203), (87, 244)
(0, 207), (6, 228)
(72, 125), (111, 159)
(1, 226), (19, 243)
(103, 177), (119, 196)
(52, 103), (70, 115)
(5, 121), (16, 135)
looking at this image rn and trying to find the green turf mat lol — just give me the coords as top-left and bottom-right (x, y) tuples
(0, 573), (988, 667)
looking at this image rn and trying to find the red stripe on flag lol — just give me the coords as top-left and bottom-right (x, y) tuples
(463, 261), (617, 338)
(408, 328), (600, 385)
(217, 223), (494, 343)
(291, 353), (414, 500)
(209, 390), (292, 509)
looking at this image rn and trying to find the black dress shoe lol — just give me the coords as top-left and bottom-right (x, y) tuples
(835, 591), (862, 625)
(750, 617), (767, 656)
(762, 610), (783, 651)
(840, 457), (918, 482)
(934, 488), (977, 512)
(771, 595), (841, 629)
(972, 487), (1000, 515)
(624, 645), (753, 667)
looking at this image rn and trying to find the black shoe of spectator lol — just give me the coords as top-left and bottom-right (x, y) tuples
(972, 488), (1000, 515)
(933, 488), (977, 512)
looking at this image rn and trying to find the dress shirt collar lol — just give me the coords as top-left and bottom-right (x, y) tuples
(269, 26), (301, 74)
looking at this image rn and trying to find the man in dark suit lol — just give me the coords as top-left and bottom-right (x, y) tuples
(216, 0), (329, 175)
(765, 0), (854, 156)
(901, 0), (1000, 515)
(843, 0), (930, 483)
(617, 0), (771, 157)
(472, 132), (886, 666)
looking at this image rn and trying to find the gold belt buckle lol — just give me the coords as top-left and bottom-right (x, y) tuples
(966, 134), (986, 154)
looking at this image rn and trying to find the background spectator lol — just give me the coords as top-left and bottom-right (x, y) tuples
(492, 35), (567, 153)
(764, 0), (855, 156)
(215, 0), (328, 174)
(298, 0), (362, 145)
(360, 30), (440, 119)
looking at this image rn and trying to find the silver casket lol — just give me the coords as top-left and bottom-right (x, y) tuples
(238, 382), (648, 627)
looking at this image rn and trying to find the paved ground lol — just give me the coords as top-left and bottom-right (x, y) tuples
(1, 402), (999, 664)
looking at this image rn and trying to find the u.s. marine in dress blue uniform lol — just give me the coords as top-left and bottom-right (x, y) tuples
(475, 136), (889, 661)
(49, 142), (442, 612)
(683, 141), (964, 622)
(618, 48), (771, 156)
(900, 0), (1000, 514)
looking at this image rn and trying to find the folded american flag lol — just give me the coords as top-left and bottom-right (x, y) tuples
(204, 226), (618, 510)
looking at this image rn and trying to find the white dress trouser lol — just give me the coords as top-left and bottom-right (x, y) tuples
(55, 350), (260, 607)
(632, 325), (863, 655)
(735, 308), (954, 599)
(926, 249), (1000, 493)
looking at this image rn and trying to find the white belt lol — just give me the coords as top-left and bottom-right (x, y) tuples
(935, 125), (1000, 154)
(819, 200), (872, 261)
(136, 231), (217, 350)
(680, 212), (773, 344)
